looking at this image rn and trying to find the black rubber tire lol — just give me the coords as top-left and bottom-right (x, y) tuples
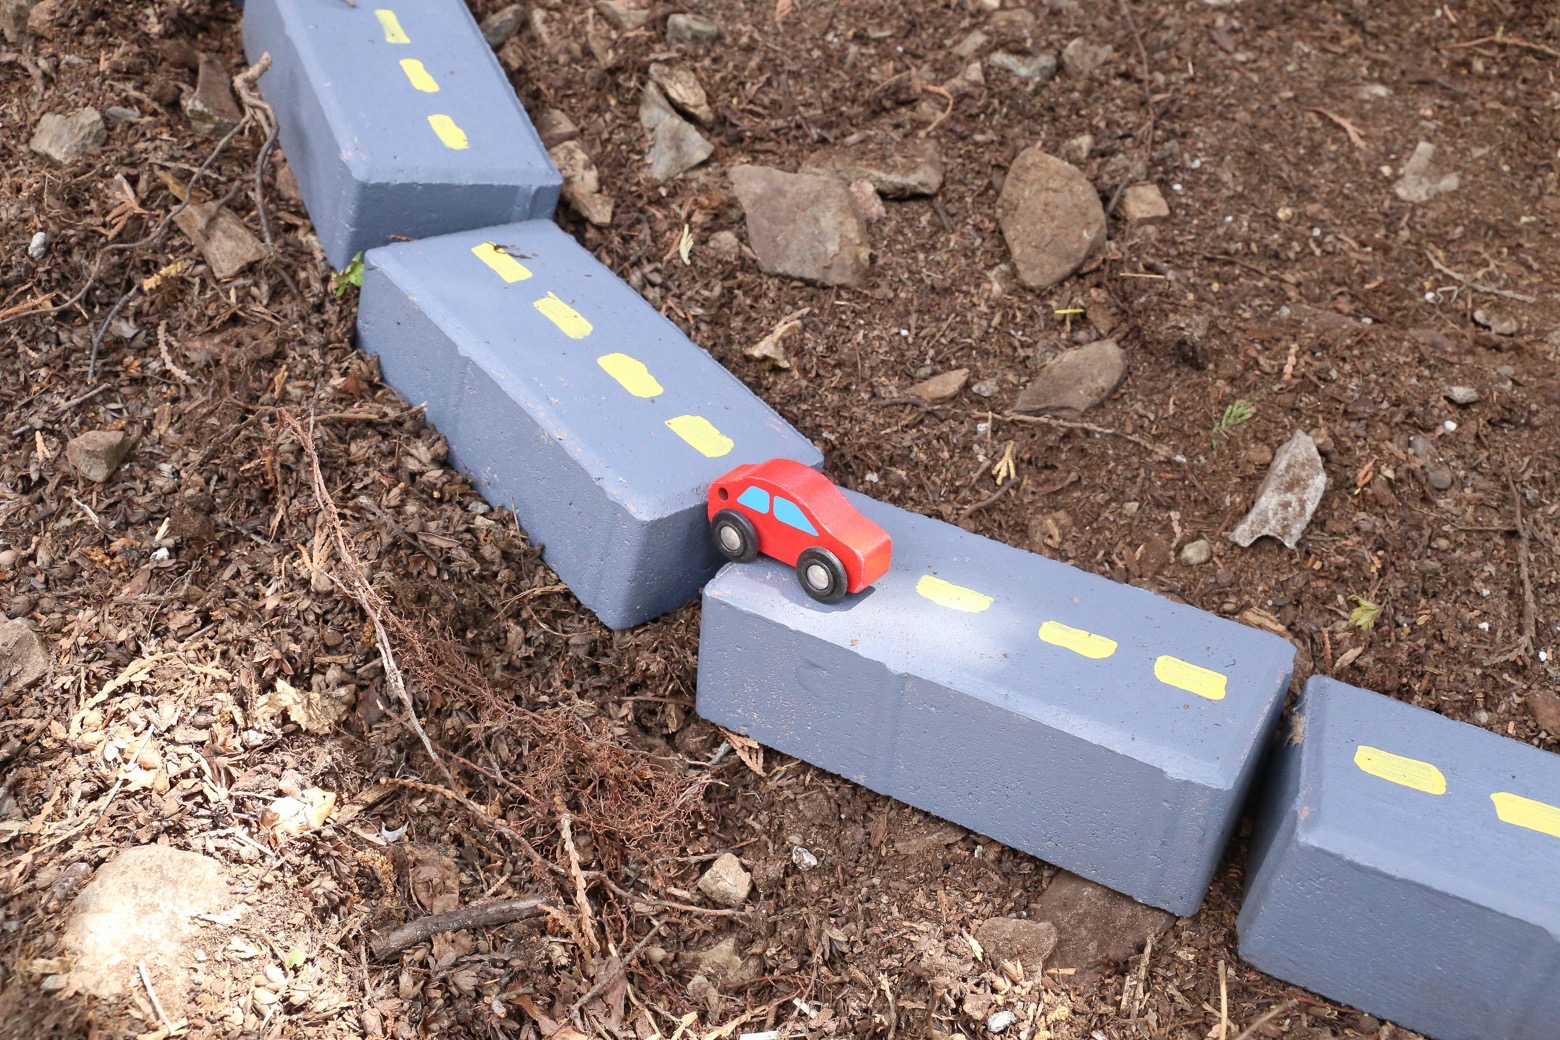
(711, 510), (758, 563)
(796, 547), (848, 604)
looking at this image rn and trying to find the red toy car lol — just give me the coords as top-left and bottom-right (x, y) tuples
(707, 458), (892, 604)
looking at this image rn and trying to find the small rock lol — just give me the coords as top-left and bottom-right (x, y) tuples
(1472, 308), (1518, 337)
(908, 368), (970, 403)
(173, 202), (268, 279)
(803, 138), (944, 198)
(649, 62), (714, 126)
(1443, 386), (1481, 406)
(184, 53), (242, 136)
(533, 107), (579, 149)
(986, 8), (1036, 40)
(1528, 690), (1560, 735)
(1033, 871), (1174, 972)
(848, 179), (886, 222)
(990, 51), (1058, 81)
(549, 140), (613, 227)
(1355, 83), (1392, 100)
(975, 917), (1059, 975)
(790, 845), (819, 870)
(29, 107), (106, 164)
(666, 12), (721, 46)
(1061, 37), (1113, 78)
(1393, 141), (1459, 203)
(1229, 430), (1327, 549)
(1118, 182), (1170, 223)
(997, 146), (1106, 290)
(640, 82), (714, 182)
(707, 230), (741, 261)
(1014, 339), (1127, 415)
(695, 937), (746, 984)
(730, 165), (871, 287)
(697, 853), (752, 908)
(66, 430), (131, 482)
(970, 378), (999, 398)
(594, 0), (651, 31)
(1424, 461), (1454, 492)
(1058, 133), (1094, 164)
(1179, 539), (1212, 566)
(1408, 434), (1433, 458)
(480, 4), (523, 47)
(0, 618), (48, 692)
(27, 231), (48, 260)
(987, 1010), (1018, 1035)
(0, 0), (31, 45)
(952, 30), (989, 60)
(103, 106), (141, 124)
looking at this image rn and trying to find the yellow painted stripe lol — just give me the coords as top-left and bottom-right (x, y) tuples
(399, 58), (440, 92)
(427, 114), (469, 150)
(470, 243), (532, 283)
(1038, 620), (1116, 660)
(1154, 655), (1227, 700)
(1354, 746), (1446, 795)
(598, 353), (663, 398)
(915, 575), (993, 613)
(665, 415), (733, 458)
(1491, 792), (1560, 840)
(374, 9), (410, 43)
(534, 292), (592, 338)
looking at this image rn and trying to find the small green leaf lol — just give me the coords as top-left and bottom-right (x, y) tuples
(285, 949), (307, 971)
(332, 253), (365, 298)
(1349, 595), (1380, 632)
(1211, 399), (1256, 447)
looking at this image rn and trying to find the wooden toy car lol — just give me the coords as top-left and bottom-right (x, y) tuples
(707, 458), (892, 604)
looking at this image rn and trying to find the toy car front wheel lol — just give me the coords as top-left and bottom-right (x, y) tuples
(711, 510), (758, 563)
(796, 547), (848, 604)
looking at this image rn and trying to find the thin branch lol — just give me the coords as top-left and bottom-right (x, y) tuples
(569, 921), (666, 1018)
(1425, 246), (1537, 303)
(998, 412), (1187, 464)
(1231, 1000), (1297, 1040)
(370, 897), (550, 960)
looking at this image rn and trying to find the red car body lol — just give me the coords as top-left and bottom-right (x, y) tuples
(707, 459), (892, 602)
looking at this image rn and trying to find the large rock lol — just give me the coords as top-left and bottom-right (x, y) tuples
(66, 429), (131, 482)
(697, 853), (752, 907)
(997, 147), (1105, 290)
(1013, 339), (1127, 415)
(1033, 871), (1174, 972)
(29, 107), (106, 163)
(1230, 431), (1327, 549)
(730, 165), (871, 287)
(802, 138), (944, 198)
(0, 618), (48, 692)
(640, 82), (714, 182)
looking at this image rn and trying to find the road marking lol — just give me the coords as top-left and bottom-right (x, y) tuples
(471, 242), (532, 282)
(1039, 620), (1117, 659)
(427, 114), (469, 150)
(1354, 745), (1446, 795)
(915, 575), (993, 613)
(598, 353), (663, 398)
(534, 292), (592, 339)
(1154, 655), (1227, 700)
(399, 58), (440, 93)
(1491, 792), (1560, 840)
(374, 9), (410, 44)
(665, 415), (733, 458)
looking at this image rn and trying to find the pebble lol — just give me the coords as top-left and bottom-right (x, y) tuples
(533, 107), (578, 149)
(697, 853), (752, 908)
(1013, 339), (1127, 416)
(802, 138), (945, 198)
(1424, 461), (1454, 491)
(1408, 434), (1433, 458)
(790, 845), (819, 870)
(549, 140), (613, 227)
(952, 30), (989, 60)
(970, 378), (999, 398)
(1179, 539), (1212, 566)
(29, 107), (106, 164)
(987, 1011), (1018, 1034)
(594, 0), (651, 31)
(66, 430), (131, 482)
(103, 106), (140, 123)
(848, 179), (886, 222)
(989, 51), (1057, 81)
(908, 368), (969, 403)
(1229, 430), (1327, 549)
(0, 617), (49, 691)
(479, 4), (523, 47)
(1443, 385), (1480, 406)
(666, 12), (721, 46)
(1060, 37), (1113, 78)
(1118, 182), (1170, 223)
(1472, 308), (1518, 337)
(649, 62), (714, 126)
(997, 146), (1106, 290)
(27, 231), (48, 260)
(1058, 133), (1094, 164)
(1393, 141), (1459, 203)
(640, 82), (714, 182)
(729, 165), (870, 287)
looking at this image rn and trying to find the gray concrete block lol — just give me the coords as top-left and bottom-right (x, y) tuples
(1238, 676), (1560, 1040)
(356, 219), (823, 630)
(696, 495), (1295, 914)
(241, 0), (560, 269)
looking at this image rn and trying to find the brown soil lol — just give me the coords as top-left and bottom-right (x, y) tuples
(2, 1), (1558, 1038)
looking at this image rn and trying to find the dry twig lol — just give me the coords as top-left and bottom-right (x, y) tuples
(1425, 246), (1537, 303)
(370, 896), (549, 959)
(1307, 108), (1367, 148)
(1446, 35), (1560, 59)
(999, 412), (1186, 464)
(1231, 1000), (1298, 1040)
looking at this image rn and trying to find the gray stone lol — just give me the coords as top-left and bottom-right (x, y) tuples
(987, 1011), (1019, 1035)
(173, 203), (268, 279)
(694, 936), (746, 983)
(1119, 182), (1170, 224)
(1424, 461), (1454, 491)
(479, 4), (523, 46)
(1058, 133), (1094, 164)
(951, 30), (989, 60)
(1444, 385), (1481, 406)
(1035, 871), (1175, 970)
(1014, 339), (1127, 416)
(665, 12), (721, 46)
(0, 618), (48, 692)
(697, 853), (752, 907)
(975, 917), (1059, 975)
(549, 140), (613, 227)
(908, 368), (969, 403)
(729, 166), (871, 287)
(1393, 141), (1459, 203)
(533, 107), (579, 149)
(1179, 539), (1212, 567)
(649, 62), (714, 126)
(594, 0), (651, 31)
(989, 51), (1057, 81)
(29, 107), (106, 164)
(1473, 308), (1518, 337)
(1061, 37), (1113, 78)
(66, 430), (131, 482)
(62, 846), (231, 1007)
(1229, 431), (1327, 549)
(183, 53), (242, 136)
(640, 82), (714, 182)
(802, 138), (945, 198)
(1239, 676), (1560, 1040)
(27, 231), (48, 261)
(1408, 434), (1433, 458)
(103, 106), (140, 123)
(997, 146), (1106, 290)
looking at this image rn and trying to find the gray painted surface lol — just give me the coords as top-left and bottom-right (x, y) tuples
(697, 494), (1295, 914)
(356, 220), (823, 630)
(1239, 676), (1560, 1040)
(241, 0), (560, 268)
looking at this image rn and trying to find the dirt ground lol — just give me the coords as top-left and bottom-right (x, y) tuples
(2, 0), (1559, 1037)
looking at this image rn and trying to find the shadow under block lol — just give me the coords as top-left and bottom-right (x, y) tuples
(1238, 676), (1560, 1040)
(696, 493), (1296, 915)
(241, 0), (560, 269)
(356, 220), (823, 630)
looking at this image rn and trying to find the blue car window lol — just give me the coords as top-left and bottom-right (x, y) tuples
(774, 497), (817, 535)
(737, 486), (771, 513)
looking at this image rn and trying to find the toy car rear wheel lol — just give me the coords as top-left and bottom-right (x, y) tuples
(796, 547), (848, 604)
(711, 510), (758, 563)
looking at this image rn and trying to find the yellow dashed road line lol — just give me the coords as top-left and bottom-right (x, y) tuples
(1154, 655), (1227, 701)
(598, 353), (663, 398)
(1491, 791), (1560, 840)
(427, 114), (469, 150)
(665, 415), (733, 458)
(374, 9), (410, 44)
(399, 58), (440, 92)
(915, 576), (993, 613)
(471, 242), (531, 282)
(535, 292), (592, 338)
(1354, 745), (1446, 795)
(1039, 620), (1117, 660)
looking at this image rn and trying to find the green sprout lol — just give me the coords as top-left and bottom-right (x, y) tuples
(1349, 595), (1381, 632)
(1212, 399), (1255, 447)
(332, 252), (365, 298)
(286, 948), (307, 971)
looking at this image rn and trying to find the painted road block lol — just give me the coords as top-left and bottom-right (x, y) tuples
(241, 0), (560, 268)
(1238, 677), (1560, 1040)
(356, 220), (823, 630)
(696, 494), (1295, 914)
